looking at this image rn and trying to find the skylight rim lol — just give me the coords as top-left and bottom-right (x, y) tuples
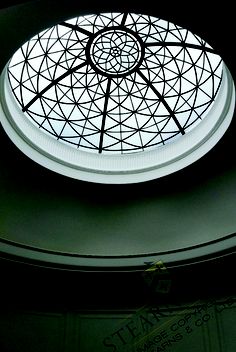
(0, 61), (235, 184)
(0, 12), (235, 183)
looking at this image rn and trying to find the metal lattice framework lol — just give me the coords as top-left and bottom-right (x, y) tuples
(8, 12), (223, 154)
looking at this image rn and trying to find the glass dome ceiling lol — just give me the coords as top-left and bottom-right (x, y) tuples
(0, 12), (235, 183)
(0, 8), (235, 269)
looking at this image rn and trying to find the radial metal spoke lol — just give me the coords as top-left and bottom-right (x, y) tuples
(145, 41), (216, 54)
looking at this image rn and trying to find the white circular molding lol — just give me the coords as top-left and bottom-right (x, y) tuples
(0, 12), (235, 184)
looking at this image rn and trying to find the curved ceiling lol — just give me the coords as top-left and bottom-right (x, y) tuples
(0, 0), (235, 269)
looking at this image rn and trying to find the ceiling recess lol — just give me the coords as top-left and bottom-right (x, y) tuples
(0, 12), (235, 184)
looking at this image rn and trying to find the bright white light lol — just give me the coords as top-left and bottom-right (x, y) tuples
(0, 12), (234, 183)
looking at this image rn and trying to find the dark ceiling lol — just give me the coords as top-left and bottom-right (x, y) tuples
(0, 0), (235, 309)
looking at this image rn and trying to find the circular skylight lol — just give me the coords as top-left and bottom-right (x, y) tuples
(0, 12), (235, 183)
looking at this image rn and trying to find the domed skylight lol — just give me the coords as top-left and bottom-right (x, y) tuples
(0, 12), (235, 183)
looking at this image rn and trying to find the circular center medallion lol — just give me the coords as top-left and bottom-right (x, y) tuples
(89, 29), (143, 76)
